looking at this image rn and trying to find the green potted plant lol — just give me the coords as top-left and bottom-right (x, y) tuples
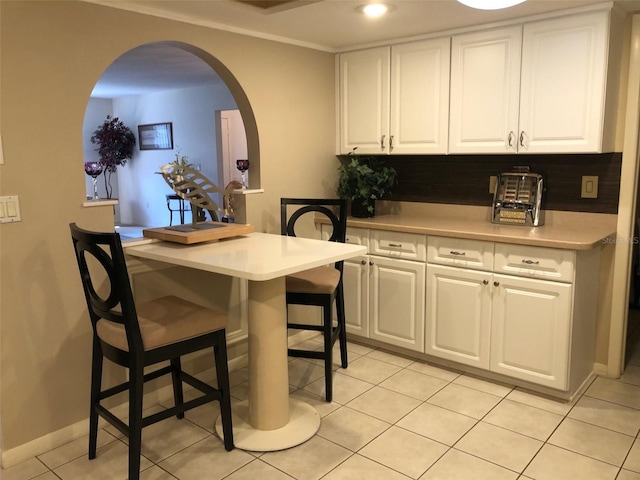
(90, 115), (136, 199)
(337, 148), (397, 218)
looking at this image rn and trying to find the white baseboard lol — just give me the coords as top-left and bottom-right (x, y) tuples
(2, 418), (91, 469)
(1, 353), (249, 469)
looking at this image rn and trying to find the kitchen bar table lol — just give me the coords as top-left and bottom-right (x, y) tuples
(124, 232), (367, 451)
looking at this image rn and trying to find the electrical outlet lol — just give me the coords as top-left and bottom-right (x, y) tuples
(581, 176), (598, 199)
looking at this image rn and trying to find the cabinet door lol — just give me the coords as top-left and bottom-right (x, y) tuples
(425, 264), (492, 369)
(343, 255), (369, 337)
(449, 26), (522, 153)
(390, 38), (450, 154)
(519, 11), (608, 153)
(491, 274), (572, 390)
(339, 47), (390, 154)
(369, 256), (425, 352)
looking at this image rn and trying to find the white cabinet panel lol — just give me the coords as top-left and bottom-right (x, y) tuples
(427, 236), (494, 270)
(449, 10), (612, 154)
(449, 25), (522, 153)
(343, 255), (369, 337)
(519, 11), (609, 153)
(371, 230), (426, 261)
(491, 274), (572, 389)
(426, 264), (492, 369)
(494, 243), (575, 282)
(338, 38), (450, 155)
(369, 256), (425, 352)
(390, 38), (450, 154)
(339, 47), (390, 154)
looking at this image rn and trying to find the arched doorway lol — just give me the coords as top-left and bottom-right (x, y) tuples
(82, 42), (258, 232)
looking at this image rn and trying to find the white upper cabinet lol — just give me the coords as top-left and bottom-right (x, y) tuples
(389, 38), (451, 154)
(519, 11), (609, 153)
(339, 47), (390, 155)
(338, 38), (450, 155)
(449, 10), (614, 154)
(449, 26), (522, 154)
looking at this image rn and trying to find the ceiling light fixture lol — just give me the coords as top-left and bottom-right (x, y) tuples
(359, 3), (390, 18)
(457, 0), (526, 10)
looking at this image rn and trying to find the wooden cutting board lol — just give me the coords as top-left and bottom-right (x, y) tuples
(142, 222), (255, 244)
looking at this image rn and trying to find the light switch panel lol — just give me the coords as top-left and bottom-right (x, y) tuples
(0, 196), (21, 223)
(581, 176), (598, 199)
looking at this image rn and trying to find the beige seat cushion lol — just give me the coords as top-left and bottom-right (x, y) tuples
(286, 266), (340, 295)
(96, 295), (228, 351)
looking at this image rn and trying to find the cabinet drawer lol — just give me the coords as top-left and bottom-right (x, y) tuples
(494, 243), (575, 282)
(320, 226), (370, 251)
(370, 230), (426, 261)
(427, 236), (494, 271)
(345, 227), (370, 250)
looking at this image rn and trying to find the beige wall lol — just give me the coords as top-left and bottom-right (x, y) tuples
(0, 1), (336, 454)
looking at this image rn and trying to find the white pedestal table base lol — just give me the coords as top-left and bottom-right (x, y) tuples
(215, 398), (320, 451)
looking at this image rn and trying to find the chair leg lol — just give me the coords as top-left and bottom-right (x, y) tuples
(336, 284), (348, 369)
(170, 358), (185, 419)
(88, 339), (103, 460)
(214, 334), (234, 451)
(323, 302), (334, 403)
(128, 362), (144, 480)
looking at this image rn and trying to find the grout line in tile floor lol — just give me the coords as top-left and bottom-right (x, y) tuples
(6, 335), (640, 480)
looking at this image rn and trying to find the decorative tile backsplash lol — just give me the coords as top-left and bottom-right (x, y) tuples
(374, 153), (622, 214)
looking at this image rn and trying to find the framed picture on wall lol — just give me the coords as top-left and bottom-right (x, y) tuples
(138, 122), (173, 150)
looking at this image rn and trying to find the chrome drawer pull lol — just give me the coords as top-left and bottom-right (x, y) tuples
(388, 243), (403, 248)
(449, 251), (466, 256)
(521, 259), (540, 265)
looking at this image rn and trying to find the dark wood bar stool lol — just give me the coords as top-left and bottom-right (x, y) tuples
(280, 198), (348, 402)
(69, 223), (234, 480)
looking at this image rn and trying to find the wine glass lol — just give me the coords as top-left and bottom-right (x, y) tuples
(236, 159), (250, 188)
(84, 162), (103, 200)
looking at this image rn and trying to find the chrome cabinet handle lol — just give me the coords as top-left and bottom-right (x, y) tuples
(508, 131), (515, 148)
(521, 259), (540, 265)
(369, 261), (374, 266)
(483, 279), (489, 285)
(449, 251), (466, 256)
(519, 131), (528, 149)
(389, 243), (403, 248)
(494, 281), (500, 287)
(380, 135), (386, 151)
(389, 135), (394, 151)
(361, 260), (367, 265)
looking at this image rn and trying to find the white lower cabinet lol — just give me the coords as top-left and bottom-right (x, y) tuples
(490, 273), (572, 389)
(426, 264), (492, 369)
(369, 255), (425, 352)
(343, 254), (369, 337)
(339, 228), (426, 352)
(329, 224), (598, 396)
(425, 237), (596, 393)
(426, 265), (572, 389)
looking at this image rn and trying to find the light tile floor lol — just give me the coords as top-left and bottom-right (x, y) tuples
(7, 334), (640, 480)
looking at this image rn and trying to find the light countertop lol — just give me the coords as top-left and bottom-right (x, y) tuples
(330, 202), (618, 250)
(124, 232), (367, 281)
